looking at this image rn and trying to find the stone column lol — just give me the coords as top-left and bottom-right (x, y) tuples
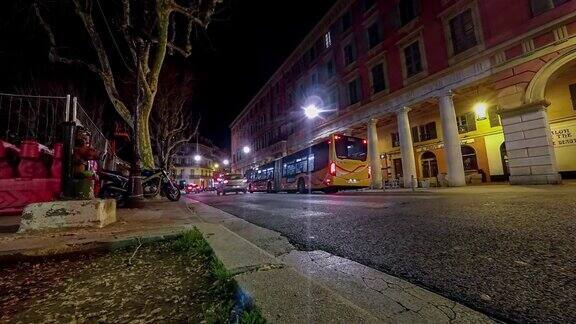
(367, 118), (382, 189)
(499, 100), (561, 185)
(397, 107), (417, 188)
(438, 91), (466, 187)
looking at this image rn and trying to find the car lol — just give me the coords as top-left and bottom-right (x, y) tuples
(216, 174), (248, 195)
(185, 183), (200, 194)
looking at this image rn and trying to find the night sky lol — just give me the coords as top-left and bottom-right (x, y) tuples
(191, 0), (337, 149)
(0, 0), (337, 151)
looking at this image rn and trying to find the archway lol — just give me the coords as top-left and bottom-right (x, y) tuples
(420, 151), (438, 178)
(525, 47), (576, 103)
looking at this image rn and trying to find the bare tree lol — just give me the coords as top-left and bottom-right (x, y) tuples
(150, 71), (199, 169)
(33, 0), (221, 168)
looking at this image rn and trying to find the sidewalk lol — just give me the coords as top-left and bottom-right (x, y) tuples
(0, 198), (495, 323)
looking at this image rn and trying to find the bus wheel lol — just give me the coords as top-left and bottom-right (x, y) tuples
(297, 178), (307, 194)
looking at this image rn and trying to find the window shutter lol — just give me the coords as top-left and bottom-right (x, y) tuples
(387, 5), (401, 29)
(429, 122), (437, 139)
(530, 0), (554, 16)
(466, 113), (477, 131)
(411, 126), (420, 143)
(488, 106), (501, 127)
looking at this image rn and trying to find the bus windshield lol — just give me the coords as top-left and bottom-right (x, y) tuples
(335, 136), (367, 161)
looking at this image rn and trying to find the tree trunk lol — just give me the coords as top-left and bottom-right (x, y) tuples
(138, 99), (155, 169)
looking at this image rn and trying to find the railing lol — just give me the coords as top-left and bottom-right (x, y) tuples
(0, 93), (69, 146)
(0, 92), (109, 215)
(76, 100), (109, 162)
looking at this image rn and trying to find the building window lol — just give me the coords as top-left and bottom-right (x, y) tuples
(421, 151), (439, 178)
(393, 158), (403, 177)
(449, 9), (477, 55)
(404, 41), (423, 78)
(348, 78), (361, 105)
(457, 112), (477, 133)
(326, 59), (335, 78)
(461, 145), (478, 171)
(344, 42), (356, 66)
(324, 32), (332, 48)
(418, 122), (437, 141)
(341, 11), (352, 32)
(570, 83), (576, 110)
(328, 86), (340, 110)
(399, 0), (421, 26)
(371, 63), (387, 94)
(391, 132), (400, 147)
(530, 0), (569, 16)
(367, 21), (382, 49)
(308, 46), (317, 62)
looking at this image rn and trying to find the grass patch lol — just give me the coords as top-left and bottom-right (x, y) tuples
(241, 307), (267, 324)
(174, 228), (266, 323)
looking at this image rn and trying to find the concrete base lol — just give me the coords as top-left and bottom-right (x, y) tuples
(510, 174), (562, 185)
(19, 199), (116, 233)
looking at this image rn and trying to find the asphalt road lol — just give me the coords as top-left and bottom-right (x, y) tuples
(192, 186), (576, 323)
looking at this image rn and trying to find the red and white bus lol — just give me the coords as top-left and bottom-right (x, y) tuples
(247, 134), (370, 193)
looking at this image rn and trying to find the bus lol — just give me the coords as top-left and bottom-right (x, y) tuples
(246, 134), (370, 193)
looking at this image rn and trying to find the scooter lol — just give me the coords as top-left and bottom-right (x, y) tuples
(98, 168), (181, 207)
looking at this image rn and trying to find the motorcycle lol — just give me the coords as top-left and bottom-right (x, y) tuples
(98, 168), (181, 207)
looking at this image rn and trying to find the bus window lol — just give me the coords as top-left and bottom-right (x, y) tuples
(311, 142), (329, 170)
(335, 136), (367, 161)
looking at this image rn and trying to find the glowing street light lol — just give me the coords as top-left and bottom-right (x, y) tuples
(223, 159), (230, 166)
(243, 146), (251, 154)
(194, 154), (202, 162)
(214, 163), (220, 169)
(474, 102), (488, 120)
(303, 104), (321, 119)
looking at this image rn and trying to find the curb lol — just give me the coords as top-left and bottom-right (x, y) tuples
(187, 198), (497, 324)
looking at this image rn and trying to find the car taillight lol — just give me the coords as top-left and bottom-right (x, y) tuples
(223, 180), (229, 184)
(329, 162), (336, 176)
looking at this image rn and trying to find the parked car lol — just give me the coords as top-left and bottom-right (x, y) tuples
(216, 174), (248, 195)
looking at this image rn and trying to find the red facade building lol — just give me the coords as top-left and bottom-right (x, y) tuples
(231, 0), (576, 187)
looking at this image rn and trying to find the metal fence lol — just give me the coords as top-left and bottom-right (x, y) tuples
(76, 100), (109, 160)
(0, 93), (69, 146)
(0, 92), (110, 162)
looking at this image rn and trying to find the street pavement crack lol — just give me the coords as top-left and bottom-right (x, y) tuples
(230, 262), (285, 276)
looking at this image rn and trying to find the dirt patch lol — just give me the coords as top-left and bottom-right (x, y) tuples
(0, 237), (237, 323)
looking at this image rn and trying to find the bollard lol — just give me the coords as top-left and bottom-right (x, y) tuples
(61, 122), (76, 198)
(51, 143), (63, 179)
(19, 140), (48, 178)
(0, 141), (13, 179)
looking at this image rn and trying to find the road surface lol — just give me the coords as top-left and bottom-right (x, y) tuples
(193, 186), (576, 323)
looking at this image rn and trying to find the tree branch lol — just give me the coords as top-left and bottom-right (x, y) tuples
(71, 0), (134, 127)
(33, 2), (101, 75)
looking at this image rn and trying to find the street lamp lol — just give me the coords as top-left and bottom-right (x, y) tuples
(194, 154), (202, 162)
(474, 102), (488, 120)
(223, 159), (230, 166)
(303, 104), (321, 119)
(243, 146), (251, 154)
(214, 163), (220, 169)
